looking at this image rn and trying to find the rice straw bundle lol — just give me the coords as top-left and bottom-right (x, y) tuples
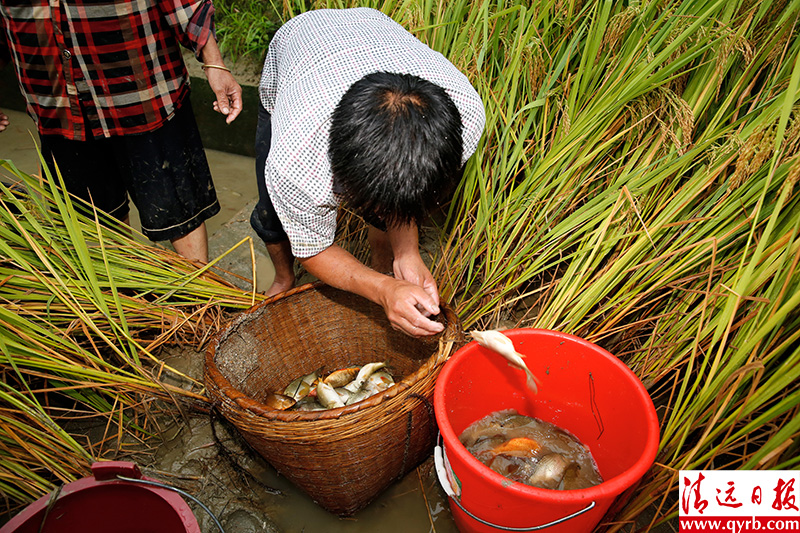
(0, 159), (265, 512)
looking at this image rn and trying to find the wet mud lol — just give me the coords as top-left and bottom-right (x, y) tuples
(138, 345), (460, 533)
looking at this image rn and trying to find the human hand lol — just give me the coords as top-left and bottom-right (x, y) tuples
(393, 253), (439, 309)
(379, 278), (443, 337)
(206, 68), (242, 124)
(0, 109), (8, 132)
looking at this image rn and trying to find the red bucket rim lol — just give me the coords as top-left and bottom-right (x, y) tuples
(433, 328), (660, 502)
(0, 462), (201, 533)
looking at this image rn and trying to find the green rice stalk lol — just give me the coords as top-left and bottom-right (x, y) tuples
(0, 159), (267, 510)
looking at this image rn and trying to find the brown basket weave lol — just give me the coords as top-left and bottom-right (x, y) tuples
(204, 281), (463, 516)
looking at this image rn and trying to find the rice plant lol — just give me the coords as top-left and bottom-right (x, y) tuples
(280, 0), (800, 529)
(0, 158), (264, 513)
(214, 0), (281, 63)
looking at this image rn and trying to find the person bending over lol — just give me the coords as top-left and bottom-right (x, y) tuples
(251, 8), (485, 336)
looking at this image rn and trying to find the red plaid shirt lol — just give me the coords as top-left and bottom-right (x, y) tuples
(0, 0), (215, 140)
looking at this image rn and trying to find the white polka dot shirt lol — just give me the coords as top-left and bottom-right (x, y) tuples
(258, 7), (486, 258)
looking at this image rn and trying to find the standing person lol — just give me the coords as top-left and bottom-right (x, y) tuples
(0, 0), (242, 263)
(251, 8), (485, 337)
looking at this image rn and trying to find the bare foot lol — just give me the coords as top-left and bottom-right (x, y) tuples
(264, 279), (294, 298)
(263, 240), (296, 296)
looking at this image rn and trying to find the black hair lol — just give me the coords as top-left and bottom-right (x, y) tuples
(328, 71), (463, 228)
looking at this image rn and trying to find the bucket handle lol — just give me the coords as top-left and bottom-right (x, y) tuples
(117, 475), (226, 533)
(434, 442), (596, 531)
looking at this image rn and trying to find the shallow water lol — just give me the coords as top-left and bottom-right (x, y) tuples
(251, 457), (460, 533)
(460, 409), (603, 491)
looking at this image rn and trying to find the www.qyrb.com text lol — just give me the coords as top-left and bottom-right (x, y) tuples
(679, 470), (800, 533)
(680, 516), (800, 532)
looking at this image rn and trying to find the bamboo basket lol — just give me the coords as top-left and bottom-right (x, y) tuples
(204, 281), (463, 515)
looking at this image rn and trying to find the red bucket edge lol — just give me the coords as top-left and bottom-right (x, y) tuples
(433, 328), (661, 504)
(0, 462), (201, 533)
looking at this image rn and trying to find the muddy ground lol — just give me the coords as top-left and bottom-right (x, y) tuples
(121, 344), (461, 533)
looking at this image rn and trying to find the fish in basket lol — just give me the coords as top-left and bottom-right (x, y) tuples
(204, 281), (463, 516)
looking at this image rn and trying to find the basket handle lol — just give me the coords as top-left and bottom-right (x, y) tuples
(434, 442), (596, 531)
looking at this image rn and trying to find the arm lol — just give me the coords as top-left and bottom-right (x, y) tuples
(298, 244), (444, 337)
(157, 0), (242, 123)
(388, 222), (439, 307)
(199, 34), (242, 124)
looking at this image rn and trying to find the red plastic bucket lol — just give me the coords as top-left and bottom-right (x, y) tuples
(433, 329), (659, 532)
(0, 462), (202, 533)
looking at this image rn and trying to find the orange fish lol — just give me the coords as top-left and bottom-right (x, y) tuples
(262, 392), (297, 411)
(492, 437), (541, 457)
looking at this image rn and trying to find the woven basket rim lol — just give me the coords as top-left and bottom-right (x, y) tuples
(205, 281), (462, 422)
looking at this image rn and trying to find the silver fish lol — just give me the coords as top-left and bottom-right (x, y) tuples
(293, 396), (326, 411)
(528, 453), (569, 490)
(345, 370), (395, 405)
(470, 330), (539, 393)
(364, 370), (394, 394)
(334, 387), (353, 404)
(343, 362), (386, 393)
(316, 381), (345, 409)
(284, 371), (319, 401)
(345, 388), (371, 405)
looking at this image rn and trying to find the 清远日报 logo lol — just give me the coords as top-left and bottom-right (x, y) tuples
(679, 470), (799, 533)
